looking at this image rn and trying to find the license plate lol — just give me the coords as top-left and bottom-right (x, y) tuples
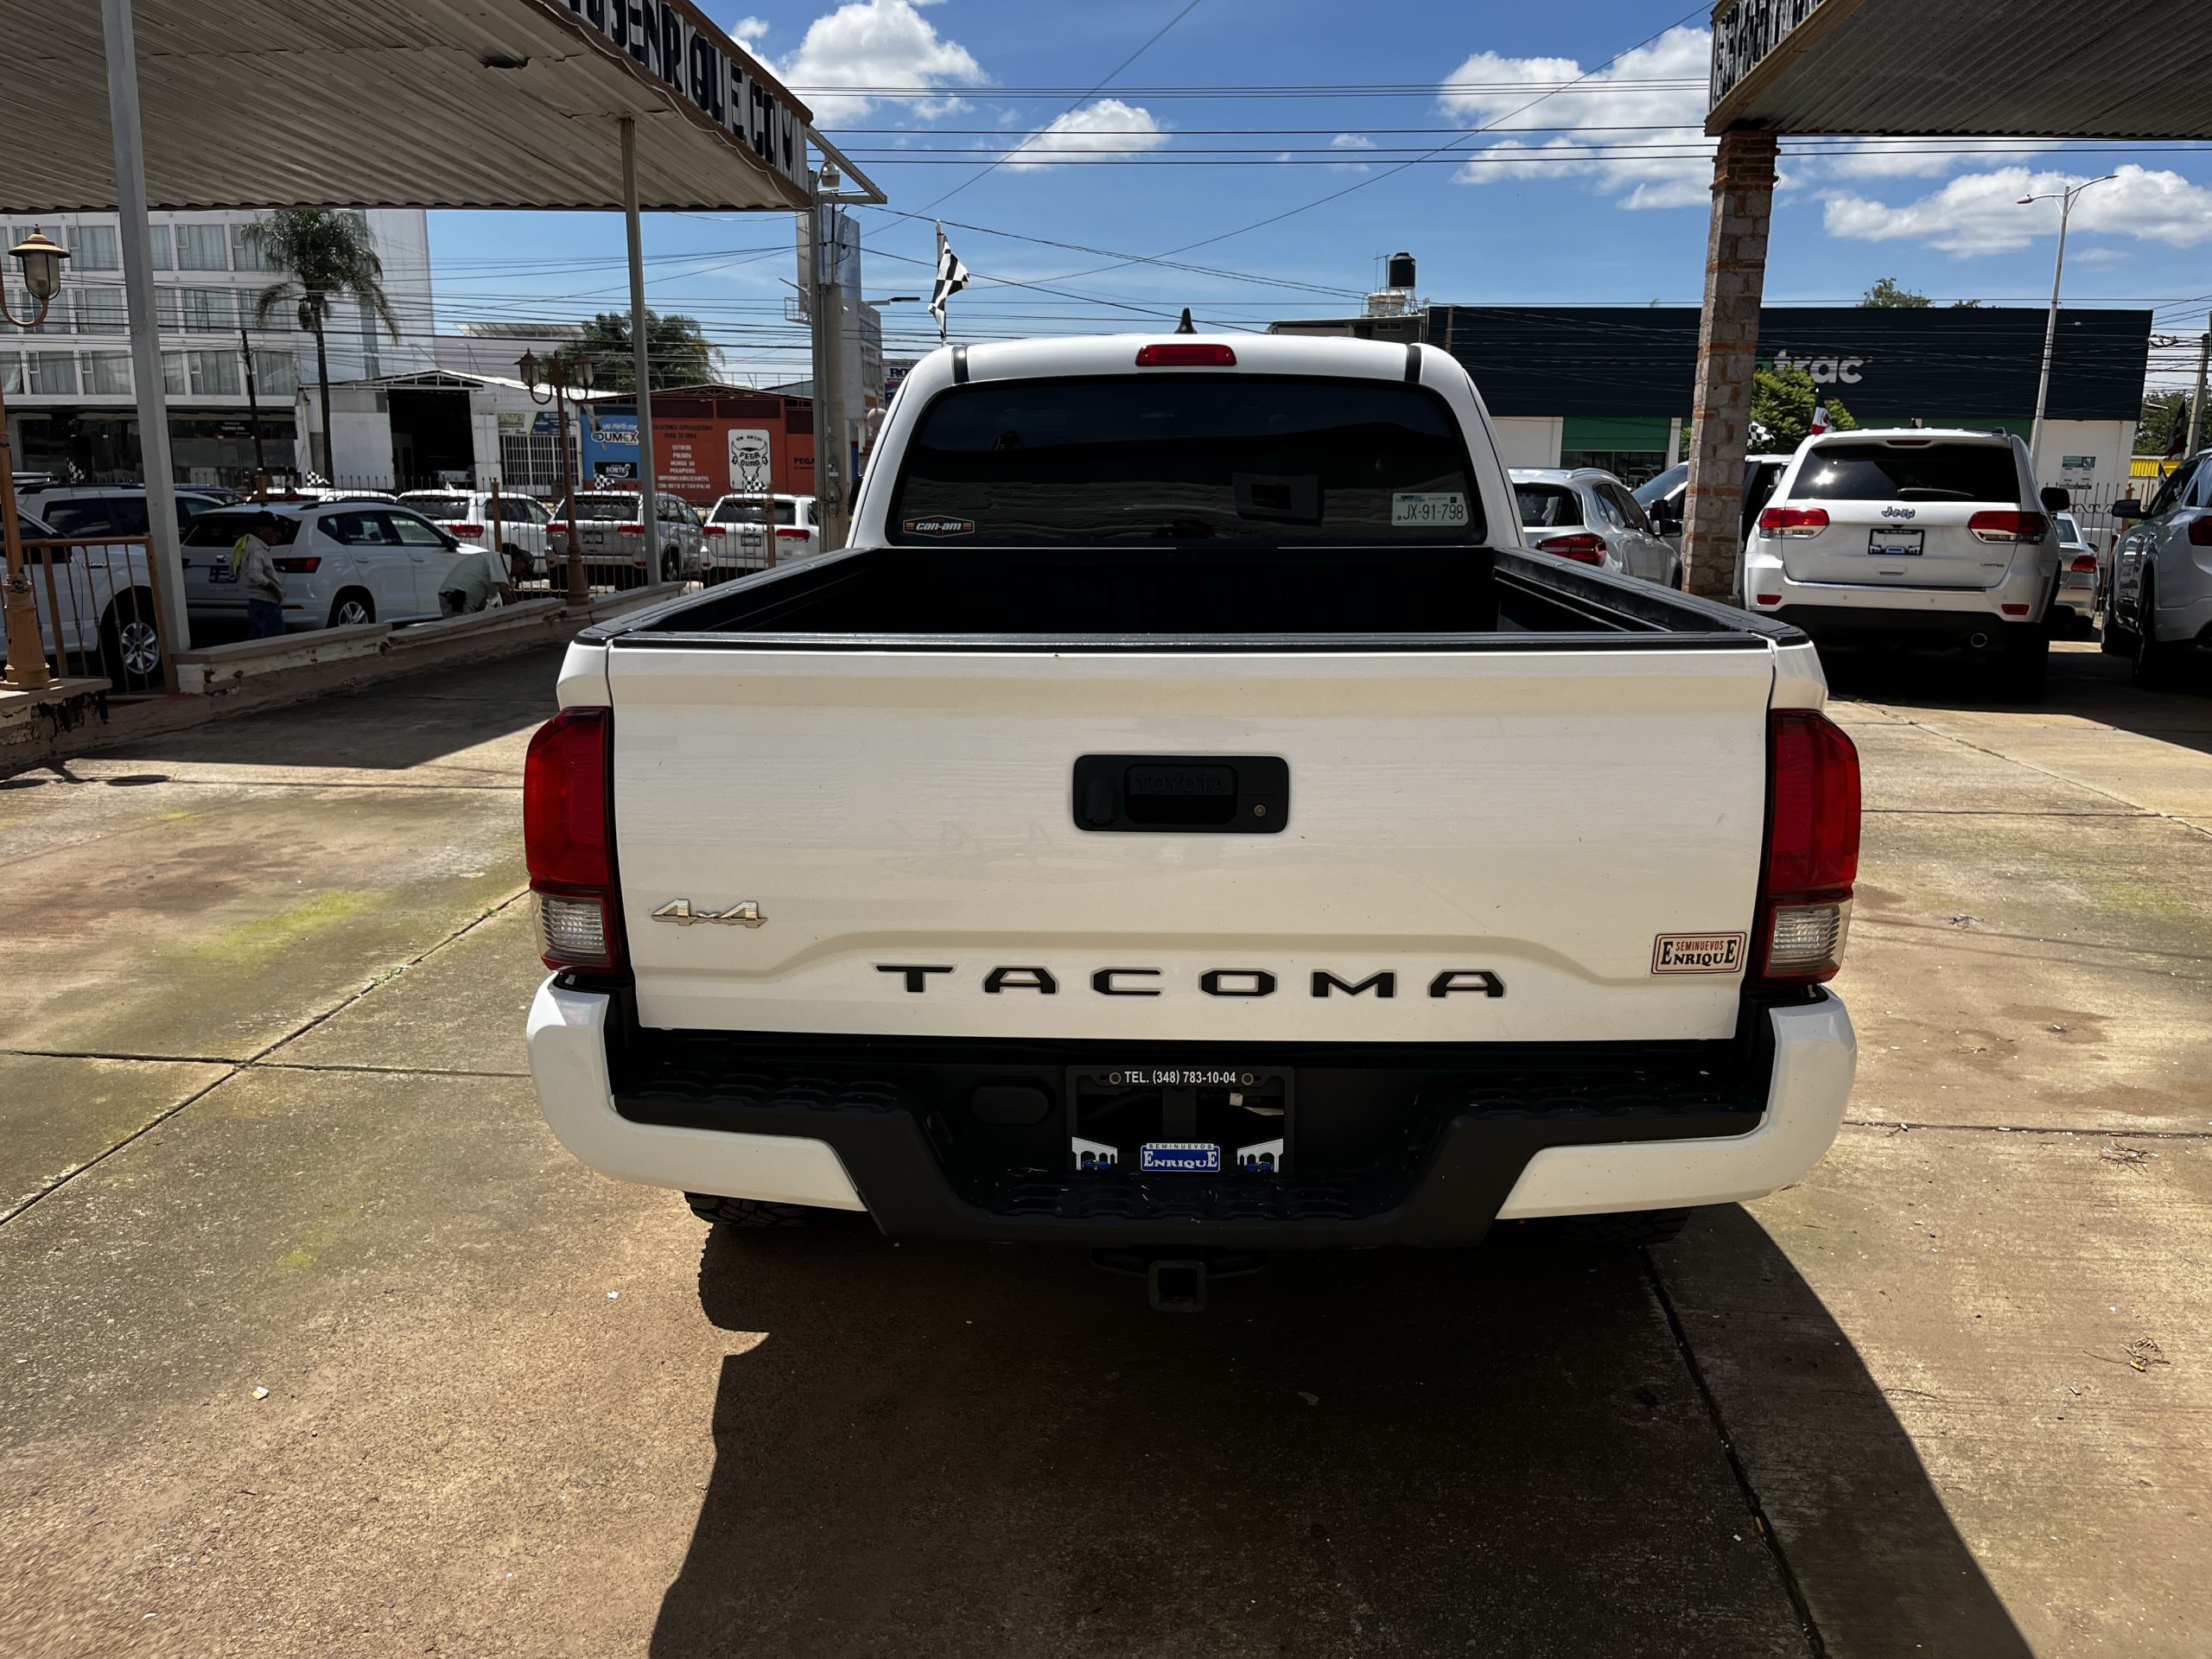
(1868, 528), (1923, 557)
(206, 563), (237, 583)
(1140, 1142), (1222, 1173)
(583, 529), (604, 543)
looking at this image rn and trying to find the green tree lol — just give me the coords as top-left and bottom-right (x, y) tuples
(1751, 364), (1858, 451)
(2136, 389), (2191, 456)
(575, 309), (717, 391)
(1860, 276), (1930, 308)
(245, 210), (402, 479)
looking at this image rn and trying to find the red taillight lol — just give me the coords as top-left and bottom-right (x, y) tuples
(1756, 710), (1859, 986)
(1536, 532), (1606, 564)
(2069, 554), (2099, 571)
(272, 556), (321, 573)
(452, 522), (485, 538)
(549, 521), (569, 535)
(1135, 342), (1236, 366)
(524, 708), (626, 981)
(704, 524), (728, 537)
(1968, 510), (2050, 544)
(1758, 506), (1829, 538)
(618, 522), (645, 534)
(2189, 517), (2212, 546)
(1754, 592), (1783, 606)
(775, 525), (809, 539)
(2000, 602), (2031, 616)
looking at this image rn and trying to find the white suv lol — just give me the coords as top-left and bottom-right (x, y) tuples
(1741, 429), (2063, 696)
(2107, 451), (2212, 685)
(550, 492), (706, 588)
(399, 488), (554, 581)
(179, 501), (473, 631)
(702, 492), (820, 577)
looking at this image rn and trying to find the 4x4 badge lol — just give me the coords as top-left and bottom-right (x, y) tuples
(652, 899), (766, 928)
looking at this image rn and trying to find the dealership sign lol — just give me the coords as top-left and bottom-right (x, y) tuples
(1710, 0), (1827, 106)
(541, 0), (809, 202)
(1768, 349), (1866, 385)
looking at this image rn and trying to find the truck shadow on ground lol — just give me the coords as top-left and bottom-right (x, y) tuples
(652, 1209), (2028, 1658)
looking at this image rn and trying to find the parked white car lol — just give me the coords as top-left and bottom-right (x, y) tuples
(17, 509), (168, 690)
(178, 501), (474, 631)
(1742, 429), (2063, 697)
(19, 485), (233, 538)
(2107, 450), (2212, 684)
(2051, 512), (2099, 633)
(400, 488), (555, 582)
(549, 492), (707, 588)
(1510, 467), (1679, 585)
(703, 492), (820, 577)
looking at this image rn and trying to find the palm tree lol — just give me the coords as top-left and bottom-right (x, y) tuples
(245, 211), (402, 480)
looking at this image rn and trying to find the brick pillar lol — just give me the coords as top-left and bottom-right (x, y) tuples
(1682, 129), (1778, 601)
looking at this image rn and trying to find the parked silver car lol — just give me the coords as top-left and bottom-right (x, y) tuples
(1511, 467), (1679, 585)
(2107, 450), (2212, 684)
(2052, 512), (2099, 632)
(549, 491), (706, 588)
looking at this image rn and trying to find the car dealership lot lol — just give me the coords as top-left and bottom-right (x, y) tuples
(2, 644), (2208, 1657)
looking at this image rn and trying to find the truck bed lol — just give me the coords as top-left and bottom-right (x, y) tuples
(588, 545), (1798, 652)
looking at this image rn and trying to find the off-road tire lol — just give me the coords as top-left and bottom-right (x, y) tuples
(1519, 1208), (1693, 1249)
(685, 1192), (810, 1229)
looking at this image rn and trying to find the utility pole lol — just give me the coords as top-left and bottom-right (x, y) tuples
(239, 327), (266, 483)
(2022, 173), (2117, 477)
(620, 118), (658, 564)
(811, 169), (849, 551)
(2187, 321), (2209, 460)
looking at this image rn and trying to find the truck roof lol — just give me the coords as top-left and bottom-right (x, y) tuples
(924, 332), (1427, 386)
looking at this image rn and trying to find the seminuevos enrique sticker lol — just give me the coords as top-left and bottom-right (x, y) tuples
(1650, 932), (1747, 975)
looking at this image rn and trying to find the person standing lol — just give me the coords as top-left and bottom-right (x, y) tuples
(232, 510), (288, 639)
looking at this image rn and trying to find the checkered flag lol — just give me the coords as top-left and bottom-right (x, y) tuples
(929, 222), (970, 344)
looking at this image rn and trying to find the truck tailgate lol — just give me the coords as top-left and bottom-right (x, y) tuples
(604, 644), (1777, 1044)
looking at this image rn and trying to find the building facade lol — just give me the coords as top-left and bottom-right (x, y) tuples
(1273, 303), (2152, 503)
(0, 208), (436, 486)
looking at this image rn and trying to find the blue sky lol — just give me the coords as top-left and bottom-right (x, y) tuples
(427, 0), (2212, 386)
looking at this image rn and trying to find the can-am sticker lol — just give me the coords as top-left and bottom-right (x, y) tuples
(903, 517), (976, 537)
(1651, 932), (1747, 975)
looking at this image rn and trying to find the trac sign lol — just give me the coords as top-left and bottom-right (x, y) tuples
(1769, 349), (1866, 386)
(550, 0), (808, 200)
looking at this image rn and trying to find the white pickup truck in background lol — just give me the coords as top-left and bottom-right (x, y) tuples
(524, 334), (1859, 1304)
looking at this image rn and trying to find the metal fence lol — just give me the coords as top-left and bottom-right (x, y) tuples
(21, 533), (177, 695)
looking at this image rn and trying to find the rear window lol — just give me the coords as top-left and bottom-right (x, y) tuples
(712, 499), (798, 526)
(1515, 484), (1581, 529)
(888, 375), (1483, 544)
(403, 494), (473, 520)
(181, 510), (301, 547)
(570, 497), (636, 523)
(1792, 442), (2020, 504)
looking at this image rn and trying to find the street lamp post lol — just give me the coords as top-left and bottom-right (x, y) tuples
(2019, 175), (2118, 475)
(2, 228), (71, 691)
(520, 346), (594, 607)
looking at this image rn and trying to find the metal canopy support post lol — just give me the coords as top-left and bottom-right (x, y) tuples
(100, 0), (187, 652)
(804, 175), (836, 548)
(620, 118), (657, 563)
(804, 131), (885, 554)
(1682, 130), (1778, 603)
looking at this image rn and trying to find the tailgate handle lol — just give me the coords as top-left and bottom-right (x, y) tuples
(1072, 755), (1287, 834)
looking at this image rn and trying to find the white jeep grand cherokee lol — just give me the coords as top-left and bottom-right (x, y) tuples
(1742, 429), (2064, 698)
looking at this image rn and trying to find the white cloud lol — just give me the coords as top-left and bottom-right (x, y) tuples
(778, 0), (987, 124)
(1002, 99), (1167, 169)
(731, 15), (771, 51)
(1440, 26), (1713, 211)
(1329, 132), (1376, 172)
(1822, 164), (2212, 254)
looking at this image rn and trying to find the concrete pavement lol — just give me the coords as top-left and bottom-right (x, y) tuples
(3, 642), (2208, 1656)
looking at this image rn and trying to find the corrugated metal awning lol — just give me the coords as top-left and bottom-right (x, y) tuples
(1709, 0), (2212, 138)
(5, 0), (812, 212)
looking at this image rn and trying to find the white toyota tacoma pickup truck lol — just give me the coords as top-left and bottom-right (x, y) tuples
(524, 334), (1859, 1294)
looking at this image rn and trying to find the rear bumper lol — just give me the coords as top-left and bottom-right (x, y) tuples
(1743, 544), (2052, 638)
(528, 982), (1856, 1245)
